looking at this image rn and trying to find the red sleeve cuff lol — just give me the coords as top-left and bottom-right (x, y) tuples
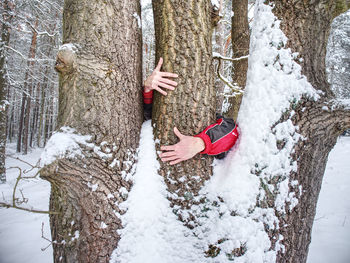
(194, 131), (212, 154)
(143, 89), (153, 104)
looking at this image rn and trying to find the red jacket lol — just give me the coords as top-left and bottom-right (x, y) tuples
(143, 89), (239, 158)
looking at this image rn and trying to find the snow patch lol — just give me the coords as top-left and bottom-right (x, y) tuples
(133, 13), (141, 29)
(40, 127), (92, 166)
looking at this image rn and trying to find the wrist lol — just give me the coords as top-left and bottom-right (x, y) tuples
(144, 86), (152, 93)
(143, 80), (152, 93)
(194, 137), (205, 153)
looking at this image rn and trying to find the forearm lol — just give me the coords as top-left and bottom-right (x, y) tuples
(195, 117), (239, 156)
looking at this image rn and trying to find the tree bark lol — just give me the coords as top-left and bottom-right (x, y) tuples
(214, 0), (226, 113)
(259, 1), (350, 262)
(224, 0), (249, 120)
(152, 0), (217, 225)
(0, 0), (12, 183)
(40, 0), (143, 262)
(22, 20), (38, 154)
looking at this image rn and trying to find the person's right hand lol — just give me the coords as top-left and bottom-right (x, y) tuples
(144, 57), (178, 95)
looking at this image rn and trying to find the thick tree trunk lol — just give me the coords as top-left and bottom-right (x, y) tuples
(40, 0), (143, 262)
(224, 0), (249, 120)
(259, 1), (350, 262)
(152, 0), (216, 224)
(0, 0), (12, 183)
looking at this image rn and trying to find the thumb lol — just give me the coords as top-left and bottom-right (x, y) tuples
(174, 127), (184, 139)
(155, 57), (163, 71)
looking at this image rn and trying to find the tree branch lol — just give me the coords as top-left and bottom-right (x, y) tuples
(213, 54), (246, 94)
(0, 166), (59, 215)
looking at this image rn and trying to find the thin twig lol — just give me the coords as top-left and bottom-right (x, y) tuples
(41, 222), (53, 251)
(213, 55), (245, 94)
(0, 201), (59, 214)
(1, 167), (59, 215)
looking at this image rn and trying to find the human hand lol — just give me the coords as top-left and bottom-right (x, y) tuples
(144, 57), (178, 95)
(159, 127), (205, 165)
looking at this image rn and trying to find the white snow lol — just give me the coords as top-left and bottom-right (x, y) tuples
(1, 136), (349, 263)
(307, 137), (350, 263)
(0, 146), (52, 263)
(132, 13), (142, 29)
(111, 121), (201, 263)
(1, 1), (348, 262)
(58, 43), (78, 53)
(40, 126), (92, 166)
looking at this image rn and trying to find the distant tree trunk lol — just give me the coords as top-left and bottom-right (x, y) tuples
(40, 0), (143, 262)
(22, 20), (38, 154)
(257, 1), (350, 262)
(224, 0), (249, 120)
(16, 89), (26, 152)
(37, 71), (48, 147)
(0, 0), (12, 183)
(152, 0), (217, 225)
(214, 0), (226, 113)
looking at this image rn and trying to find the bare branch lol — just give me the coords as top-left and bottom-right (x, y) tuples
(0, 201), (59, 214)
(0, 166), (58, 215)
(213, 54), (245, 94)
(41, 222), (53, 251)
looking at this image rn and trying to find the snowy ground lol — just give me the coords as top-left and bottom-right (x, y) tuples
(0, 136), (349, 263)
(307, 136), (350, 263)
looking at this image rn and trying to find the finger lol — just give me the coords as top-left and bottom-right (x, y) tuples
(174, 127), (184, 139)
(157, 81), (176, 91)
(158, 78), (178, 87)
(161, 155), (180, 162)
(170, 158), (184, 165)
(154, 86), (167, 96)
(159, 151), (177, 158)
(160, 145), (176, 151)
(159, 72), (178, 78)
(155, 57), (163, 71)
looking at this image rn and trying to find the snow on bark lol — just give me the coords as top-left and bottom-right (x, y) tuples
(190, 0), (321, 261)
(114, 1), (324, 262)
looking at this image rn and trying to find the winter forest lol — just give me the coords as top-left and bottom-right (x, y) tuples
(1, 0), (350, 262)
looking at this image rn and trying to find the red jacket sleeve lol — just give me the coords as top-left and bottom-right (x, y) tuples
(143, 89), (153, 104)
(143, 89), (153, 120)
(194, 117), (239, 156)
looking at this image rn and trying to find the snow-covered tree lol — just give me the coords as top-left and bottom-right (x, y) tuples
(40, 0), (143, 261)
(0, 0), (13, 183)
(327, 9), (350, 100)
(146, 0), (350, 262)
(38, 0), (350, 262)
(4, 0), (62, 153)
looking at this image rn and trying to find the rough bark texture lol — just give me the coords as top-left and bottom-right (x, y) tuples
(262, 1), (350, 262)
(152, 0), (216, 224)
(40, 0), (143, 262)
(225, 0), (249, 120)
(0, 0), (12, 183)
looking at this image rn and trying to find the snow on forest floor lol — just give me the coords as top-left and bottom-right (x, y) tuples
(0, 136), (349, 263)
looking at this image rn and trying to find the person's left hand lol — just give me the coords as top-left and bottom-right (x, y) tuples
(144, 57), (178, 95)
(159, 127), (205, 165)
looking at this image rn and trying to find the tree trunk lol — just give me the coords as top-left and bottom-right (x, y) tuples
(260, 1), (350, 262)
(224, 0), (249, 120)
(40, 0), (143, 262)
(214, 0), (226, 114)
(152, 0), (217, 225)
(0, 0), (12, 183)
(22, 20), (38, 154)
